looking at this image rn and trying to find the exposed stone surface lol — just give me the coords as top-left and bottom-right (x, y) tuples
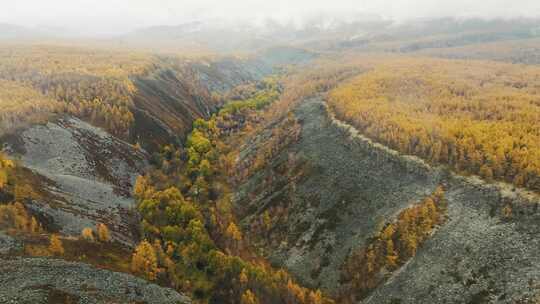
(0, 232), (20, 255)
(235, 97), (441, 292)
(0, 257), (191, 304)
(4, 117), (148, 245)
(234, 97), (540, 303)
(365, 180), (540, 304)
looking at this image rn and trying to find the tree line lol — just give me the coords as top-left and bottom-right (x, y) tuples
(329, 58), (540, 192)
(340, 187), (447, 302)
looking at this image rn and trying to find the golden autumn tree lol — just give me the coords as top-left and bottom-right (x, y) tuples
(81, 227), (95, 241)
(365, 245), (376, 274)
(225, 222), (243, 252)
(239, 268), (249, 286)
(0, 170), (7, 190)
(96, 223), (111, 242)
(287, 279), (306, 303)
(29, 217), (42, 234)
(0, 202), (42, 234)
(502, 204), (513, 219)
(241, 290), (259, 304)
(308, 290), (324, 304)
(133, 175), (148, 199)
(49, 234), (65, 256)
(385, 239), (399, 269)
(131, 240), (159, 281)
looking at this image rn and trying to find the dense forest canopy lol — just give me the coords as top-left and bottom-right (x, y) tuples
(0, 44), (220, 137)
(0, 44), (155, 77)
(329, 57), (540, 192)
(0, 45), (157, 136)
(0, 79), (62, 135)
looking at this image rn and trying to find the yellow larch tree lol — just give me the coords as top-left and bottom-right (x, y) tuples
(131, 240), (159, 281)
(49, 234), (65, 256)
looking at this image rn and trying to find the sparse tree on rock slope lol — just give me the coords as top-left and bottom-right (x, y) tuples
(131, 240), (159, 281)
(49, 234), (64, 256)
(81, 227), (95, 241)
(96, 223), (111, 242)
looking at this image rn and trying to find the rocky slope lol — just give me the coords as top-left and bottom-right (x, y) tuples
(0, 257), (191, 304)
(233, 97), (540, 303)
(0, 47), (316, 243)
(0, 49), (318, 304)
(0, 232), (20, 254)
(3, 117), (147, 245)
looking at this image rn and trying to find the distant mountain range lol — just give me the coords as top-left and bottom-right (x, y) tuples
(3, 16), (540, 54)
(115, 16), (540, 53)
(0, 23), (45, 40)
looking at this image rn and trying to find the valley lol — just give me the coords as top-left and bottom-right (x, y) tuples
(1, 15), (540, 304)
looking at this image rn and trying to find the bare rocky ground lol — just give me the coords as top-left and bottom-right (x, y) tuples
(234, 97), (540, 303)
(3, 117), (148, 245)
(0, 232), (20, 254)
(0, 256), (191, 304)
(235, 97), (441, 292)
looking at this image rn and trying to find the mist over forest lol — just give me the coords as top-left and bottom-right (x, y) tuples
(1, 1), (540, 304)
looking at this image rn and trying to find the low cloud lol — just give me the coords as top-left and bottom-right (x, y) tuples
(1, 0), (540, 35)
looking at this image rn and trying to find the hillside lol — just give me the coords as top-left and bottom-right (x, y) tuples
(3, 116), (147, 244)
(0, 44), (315, 150)
(0, 255), (192, 303)
(326, 18), (540, 54)
(0, 43), (326, 304)
(328, 57), (540, 192)
(231, 70), (540, 303)
(2, 17), (540, 304)
(413, 37), (540, 64)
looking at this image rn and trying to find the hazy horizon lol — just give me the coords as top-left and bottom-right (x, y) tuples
(2, 0), (540, 36)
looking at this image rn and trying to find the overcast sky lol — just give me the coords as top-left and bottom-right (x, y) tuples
(2, 0), (540, 35)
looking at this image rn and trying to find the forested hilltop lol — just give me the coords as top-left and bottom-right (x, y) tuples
(329, 56), (540, 193)
(0, 45), (149, 130)
(1, 16), (540, 304)
(0, 79), (62, 135)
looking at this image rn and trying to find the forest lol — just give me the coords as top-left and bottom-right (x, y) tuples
(130, 78), (333, 304)
(0, 79), (62, 135)
(1, 39), (540, 303)
(328, 57), (540, 192)
(0, 45), (157, 136)
(0, 76), (332, 303)
(3, 8), (540, 304)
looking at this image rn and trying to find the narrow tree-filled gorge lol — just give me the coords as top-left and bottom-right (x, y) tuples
(130, 79), (332, 303)
(2, 6), (540, 304)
